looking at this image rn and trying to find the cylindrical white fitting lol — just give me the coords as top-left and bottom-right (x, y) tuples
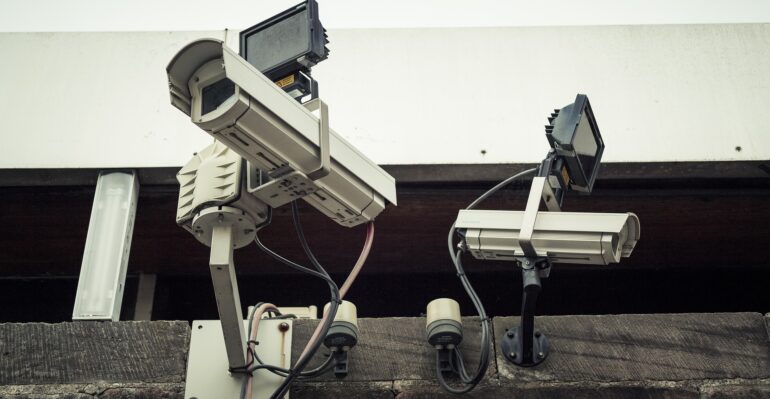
(323, 300), (359, 350)
(324, 300), (358, 328)
(426, 298), (461, 327)
(425, 298), (463, 348)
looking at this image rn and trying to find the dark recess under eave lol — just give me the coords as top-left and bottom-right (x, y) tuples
(0, 161), (768, 322)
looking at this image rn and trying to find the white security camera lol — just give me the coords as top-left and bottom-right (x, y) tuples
(455, 209), (640, 265)
(167, 39), (397, 227)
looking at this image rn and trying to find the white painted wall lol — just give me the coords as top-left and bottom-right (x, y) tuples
(3, 0), (770, 31)
(0, 24), (768, 168)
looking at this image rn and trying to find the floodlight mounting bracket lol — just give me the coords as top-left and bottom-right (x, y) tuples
(303, 98), (331, 181)
(502, 171), (563, 368)
(518, 176), (561, 258)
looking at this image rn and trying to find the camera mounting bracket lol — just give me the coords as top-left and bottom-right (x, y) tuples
(500, 256), (551, 367)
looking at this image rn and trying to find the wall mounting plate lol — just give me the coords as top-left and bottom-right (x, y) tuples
(185, 319), (293, 399)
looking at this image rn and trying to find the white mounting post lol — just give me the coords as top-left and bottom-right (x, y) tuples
(191, 206), (258, 371)
(209, 222), (247, 370)
(73, 171), (139, 321)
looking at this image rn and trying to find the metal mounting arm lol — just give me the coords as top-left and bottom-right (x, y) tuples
(192, 206), (258, 371)
(209, 223), (248, 370)
(500, 258), (550, 367)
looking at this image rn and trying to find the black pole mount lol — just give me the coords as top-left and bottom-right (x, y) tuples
(500, 257), (550, 367)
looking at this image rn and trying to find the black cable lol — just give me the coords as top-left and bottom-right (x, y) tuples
(435, 350), (475, 394)
(440, 167), (538, 394)
(269, 201), (341, 399)
(254, 236), (336, 284)
(250, 351), (335, 378)
(252, 230), (340, 398)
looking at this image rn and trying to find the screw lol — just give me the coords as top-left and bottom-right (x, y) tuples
(507, 330), (515, 338)
(535, 331), (541, 338)
(537, 352), (545, 359)
(278, 322), (290, 332)
(509, 352), (517, 359)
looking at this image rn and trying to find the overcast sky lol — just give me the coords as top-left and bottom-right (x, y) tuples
(2, 0), (770, 32)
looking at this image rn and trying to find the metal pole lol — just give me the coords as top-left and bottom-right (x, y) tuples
(519, 266), (541, 364)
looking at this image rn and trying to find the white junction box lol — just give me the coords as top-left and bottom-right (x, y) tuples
(185, 319), (293, 399)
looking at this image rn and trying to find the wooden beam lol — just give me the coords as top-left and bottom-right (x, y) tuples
(0, 321), (188, 385)
(0, 314), (768, 398)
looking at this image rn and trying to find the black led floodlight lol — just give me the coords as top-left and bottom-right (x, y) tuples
(545, 94), (604, 193)
(239, 0), (329, 83)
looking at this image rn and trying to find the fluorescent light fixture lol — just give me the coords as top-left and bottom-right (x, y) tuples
(72, 171), (139, 321)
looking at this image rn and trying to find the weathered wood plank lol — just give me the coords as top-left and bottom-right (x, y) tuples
(391, 380), (701, 399)
(291, 381), (395, 399)
(290, 317), (493, 383)
(0, 383), (184, 399)
(493, 313), (770, 383)
(0, 321), (189, 385)
(701, 382), (770, 399)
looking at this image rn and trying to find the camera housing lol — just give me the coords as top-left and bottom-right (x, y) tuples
(167, 39), (396, 227)
(455, 209), (640, 265)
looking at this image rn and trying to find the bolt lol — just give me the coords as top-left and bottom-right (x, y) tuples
(278, 322), (290, 332)
(535, 331), (541, 338)
(507, 330), (515, 338)
(509, 352), (517, 359)
(537, 352), (545, 359)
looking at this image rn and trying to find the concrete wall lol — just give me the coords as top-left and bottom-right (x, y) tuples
(1, 23), (768, 169)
